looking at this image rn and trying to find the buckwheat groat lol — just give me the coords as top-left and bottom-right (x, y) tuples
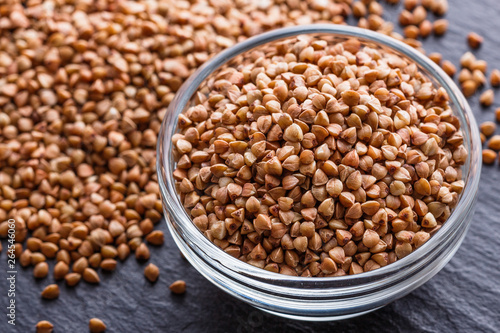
(177, 36), (467, 277)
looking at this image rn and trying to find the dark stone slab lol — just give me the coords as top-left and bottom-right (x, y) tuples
(1, 0), (499, 332)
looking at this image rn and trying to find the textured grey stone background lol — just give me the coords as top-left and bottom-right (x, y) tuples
(1, 0), (500, 332)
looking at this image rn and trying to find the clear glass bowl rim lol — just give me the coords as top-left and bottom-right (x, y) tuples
(157, 24), (482, 286)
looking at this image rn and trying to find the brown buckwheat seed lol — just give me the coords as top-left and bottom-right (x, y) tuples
(169, 280), (187, 294)
(36, 320), (54, 333)
(41, 284), (59, 300)
(89, 318), (107, 333)
(144, 263), (160, 282)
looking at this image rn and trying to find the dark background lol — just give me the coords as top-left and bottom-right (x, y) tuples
(1, 0), (500, 332)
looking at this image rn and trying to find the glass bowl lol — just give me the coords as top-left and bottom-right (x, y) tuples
(157, 24), (481, 321)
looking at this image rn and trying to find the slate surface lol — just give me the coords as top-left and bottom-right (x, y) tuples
(1, 0), (500, 332)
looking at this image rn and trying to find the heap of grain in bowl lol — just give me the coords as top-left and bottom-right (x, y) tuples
(172, 36), (467, 277)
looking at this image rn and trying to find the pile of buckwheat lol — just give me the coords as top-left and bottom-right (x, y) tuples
(173, 35), (467, 276)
